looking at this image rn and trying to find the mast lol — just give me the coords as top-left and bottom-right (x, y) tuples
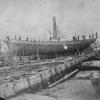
(53, 16), (57, 39)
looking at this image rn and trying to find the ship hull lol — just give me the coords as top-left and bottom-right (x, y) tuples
(3, 38), (96, 57)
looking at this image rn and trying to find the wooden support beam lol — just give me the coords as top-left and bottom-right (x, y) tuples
(49, 69), (79, 88)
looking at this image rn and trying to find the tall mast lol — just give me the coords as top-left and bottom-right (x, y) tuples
(53, 16), (57, 39)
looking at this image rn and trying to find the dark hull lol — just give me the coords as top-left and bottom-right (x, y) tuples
(4, 38), (96, 57)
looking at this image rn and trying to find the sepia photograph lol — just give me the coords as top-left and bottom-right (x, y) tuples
(0, 0), (100, 100)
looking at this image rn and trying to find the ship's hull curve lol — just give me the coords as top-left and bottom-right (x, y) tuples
(2, 38), (96, 57)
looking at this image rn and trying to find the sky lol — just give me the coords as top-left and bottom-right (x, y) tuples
(0, 0), (99, 40)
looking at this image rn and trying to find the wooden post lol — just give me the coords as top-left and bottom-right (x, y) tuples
(54, 66), (59, 81)
(27, 77), (31, 90)
(39, 74), (43, 92)
(13, 81), (16, 94)
(77, 48), (80, 55)
(43, 68), (49, 94)
(36, 42), (40, 60)
(51, 66), (56, 82)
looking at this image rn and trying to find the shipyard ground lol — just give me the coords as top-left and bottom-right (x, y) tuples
(7, 70), (100, 100)
(1, 56), (100, 100)
(36, 71), (100, 100)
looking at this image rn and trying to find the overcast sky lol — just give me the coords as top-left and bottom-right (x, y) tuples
(0, 0), (99, 40)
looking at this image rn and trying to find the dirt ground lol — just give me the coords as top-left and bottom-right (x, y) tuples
(35, 71), (100, 100)
(8, 71), (100, 100)
(7, 61), (100, 100)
